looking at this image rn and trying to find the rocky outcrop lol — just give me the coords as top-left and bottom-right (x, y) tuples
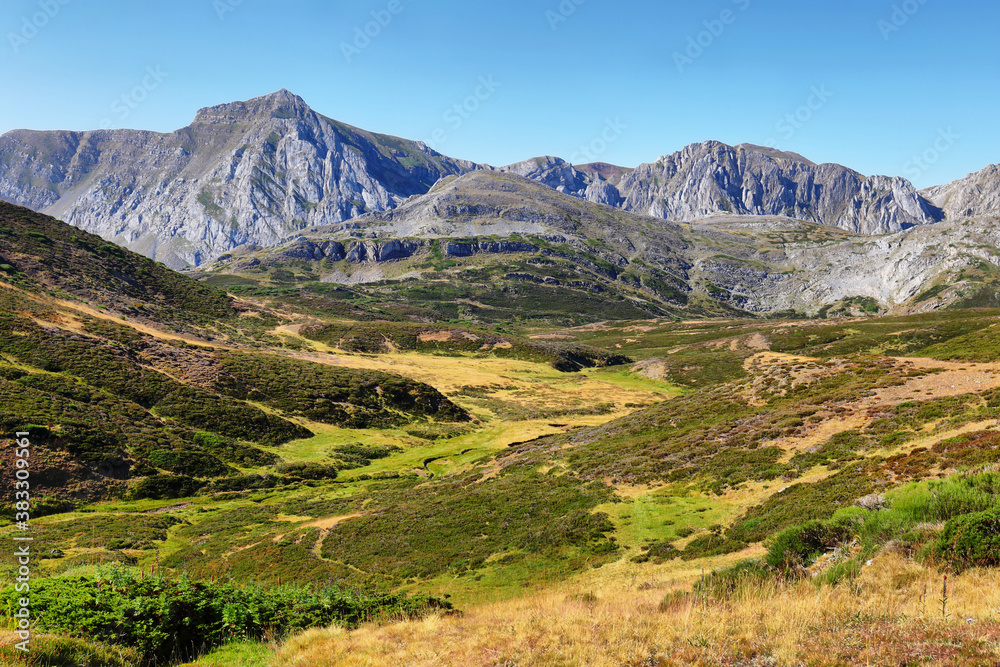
(501, 156), (624, 207)
(503, 143), (943, 235)
(921, 164), (1000, 220)
(345, 240), (421, 263)
(500, 157), (589, 197)
(445, 240), (539, 257)
(273, 239), (346, 262)
(836, 175), (943, 234)
(0, 90), (479, 267)
(584, 179), (622, 207)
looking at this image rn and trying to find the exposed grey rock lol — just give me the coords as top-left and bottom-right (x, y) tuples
(500, 156), (588, 197)
(613, 141), (940, 234)
(0, 90), (479, 267)
(500, 156), (627, 207)
(445, 240), (539, 257)
(922, 164), (1000, 220)
(345, 239), (421, 263)
(584, 179), (622, 207)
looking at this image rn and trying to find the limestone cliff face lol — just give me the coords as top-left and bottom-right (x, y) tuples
(612, 141), (940, 234)
(0, 90), (478, 267)
(922, 164), (1000, 220)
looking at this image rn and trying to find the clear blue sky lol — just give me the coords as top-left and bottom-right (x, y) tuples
(1, 0), (996, 188)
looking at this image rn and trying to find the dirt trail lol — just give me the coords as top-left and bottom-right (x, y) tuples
(274, 323), (308, 336)
(303, 513), (363, 530)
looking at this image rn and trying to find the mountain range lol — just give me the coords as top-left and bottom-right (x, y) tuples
(2, 90), (1000, 316)
(2, 90), (997, 267)
(0, 90), (477, 267)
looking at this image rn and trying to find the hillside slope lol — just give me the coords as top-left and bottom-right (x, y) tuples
(0, 204), (471, 504)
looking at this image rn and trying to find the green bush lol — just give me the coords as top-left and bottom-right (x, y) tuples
(274, 462), (340, 480)
(0, 568), (450, 665)
(765, 517), (854, 571)
(200, 474), (283, 494)
(933, 508), (1000, 572)
(329, 443), (402, 469)
(128, 474), (201, 500)
(148, 448), (234, 477)
(192, 431), (279, 467)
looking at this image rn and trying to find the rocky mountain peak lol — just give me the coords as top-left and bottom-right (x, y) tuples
(0, 91), (479, 267)
(500, 156), (584, 192)
(733, 143), (817, 166)
(193, 89), (312, 125)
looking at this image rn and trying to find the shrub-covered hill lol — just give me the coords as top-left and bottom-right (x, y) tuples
(0, 312), (470, 505)
(0, 200), (235, 324)
(493, 313), (1000, 566)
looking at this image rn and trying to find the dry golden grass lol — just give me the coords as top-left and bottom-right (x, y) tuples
(271, 553), (1000, 666)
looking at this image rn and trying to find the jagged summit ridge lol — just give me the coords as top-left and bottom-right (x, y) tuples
(500, 141), (946, 235)
(612, 141), (940, 234)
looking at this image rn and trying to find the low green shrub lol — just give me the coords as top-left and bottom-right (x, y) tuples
(275, 462), (340, 480)
(328, 443), (402, 469)
(933, 508), (1000, 572)
(765, 517), (855, 571)
(148, 448), (234, 477)
(0, 568), (450, 665)
(128, 474), (201, 500)
(192, 431), (279, 467)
